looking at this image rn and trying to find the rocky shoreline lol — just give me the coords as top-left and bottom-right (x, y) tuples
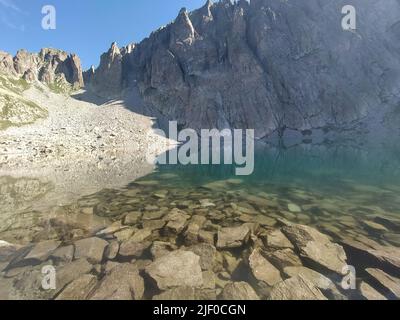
(1, 179), (399, 300)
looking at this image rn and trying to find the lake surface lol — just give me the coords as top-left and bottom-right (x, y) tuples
(1, 141), (400, 300)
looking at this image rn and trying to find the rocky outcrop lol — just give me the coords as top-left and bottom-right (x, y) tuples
(89, 43), (123, 97)
(0, 48), (84, 89)
(0, 51), (16, 76)
(85, 0), (400, 137)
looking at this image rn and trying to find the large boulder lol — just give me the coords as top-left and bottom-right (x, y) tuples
(249, 248), (282, 286)
(282, 224), (347, 275)
(221, 282), (260, 300)
(74, 237), (108, 264)
(90, 264), (144, 300)
(217, 225), (250, 249)
(268, 276), (327, 300)
(145, 250), (203, 290)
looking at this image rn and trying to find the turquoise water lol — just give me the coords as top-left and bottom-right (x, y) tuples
(1, 142), (400, 300)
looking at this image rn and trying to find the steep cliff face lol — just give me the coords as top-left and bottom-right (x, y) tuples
(0, 48), (84, 90)
(87, 0), (400, 137)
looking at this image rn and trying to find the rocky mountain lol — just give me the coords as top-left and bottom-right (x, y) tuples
(0, 48), (84, 90)
(86, 0), (400, 138)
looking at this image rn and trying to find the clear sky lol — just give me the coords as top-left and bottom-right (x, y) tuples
(0, 0), (207, 69)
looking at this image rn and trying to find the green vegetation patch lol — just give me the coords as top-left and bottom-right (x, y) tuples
(0, 93), (48, 130)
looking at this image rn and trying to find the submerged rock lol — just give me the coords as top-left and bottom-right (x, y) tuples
(145, 250), (203, 290)
(153, 286), (195, 300)
(366, 268), (400, 299)
(260, 229), (294, 250)
(56, 274), (98, 300)
(282, 224), (347, 275)
(164, 209), (190, 235)
(188, 243), (217, 271)
(91, 264), (144, 300)
(50, 245), (74, 264)
(74, 237), (108, 264)
(217, 225), (250, 249)
(24, 240), (61, 262)
(150, 241), (177, 260)
(283, 266), (343, 299)
(221, 282), (260, 300)
(119, 240), (150, 258)
(265, 249), (302, 270)
(249, 248), (282, 287)
(268, 276), (327, 300)
(288, 204), (302, 213)
(359, 282), (387, 300)
(56, 259), (93, 293)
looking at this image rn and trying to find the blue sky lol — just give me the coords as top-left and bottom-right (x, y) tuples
(0, 0), (207, 69)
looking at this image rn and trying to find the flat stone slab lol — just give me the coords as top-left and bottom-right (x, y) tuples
(249, 248), (282, 286)
(366, 268), (400, 299)
(24, 240), (61, 261)
(74, 237), (108, 264)
(217, 225), (250, 249)
(56, 274), (98, 300)
(268, 276), (327, 300)
(282, 224), (347, 275)
(90, 264), (144, 300)
(221, 282), (260, 300)
(145, 250), (203, 290)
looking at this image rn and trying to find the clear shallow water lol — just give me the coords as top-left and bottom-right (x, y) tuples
(1, 142), (400, 300)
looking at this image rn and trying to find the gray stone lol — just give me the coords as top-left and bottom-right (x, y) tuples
(150, 241), (177, 260)
(184, 215), (207, 245)
(164, 209), (190, 235)
(282, 224), (347, 275)
(145, 250), (203, 290)
(359, 282), (387, 300)
(260, 229), (294, 250)
(217, 225), (250, 249)
(104, 241), (119, 260)
(221, 282), (260, 300)
(265, 248), (303, 270)
(268, 276), (327, 300)
(188, 243), (216, 271)
(50, 245), (74, 263)
(56, 274), (98, 300)
(123, 212), (142, 225)
(130, 228), (152, 242)
(74, 237), (108, 264)
(366, 268), (400, 299)
(153, 286), (195, 300)
(249, 248), (282, 287)
(24, 240), (61, 261)
(119, 240), (150, 258)
(91, 264), (144, 300)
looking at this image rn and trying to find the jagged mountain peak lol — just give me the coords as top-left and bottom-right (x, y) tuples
(0, 48), (84, 90)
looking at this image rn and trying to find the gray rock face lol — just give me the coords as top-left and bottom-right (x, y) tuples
(0, 51), (16, 76)
(0, 48), (84, 89)
(89, 42), (123, 97)
(85, 0), (400, 137)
